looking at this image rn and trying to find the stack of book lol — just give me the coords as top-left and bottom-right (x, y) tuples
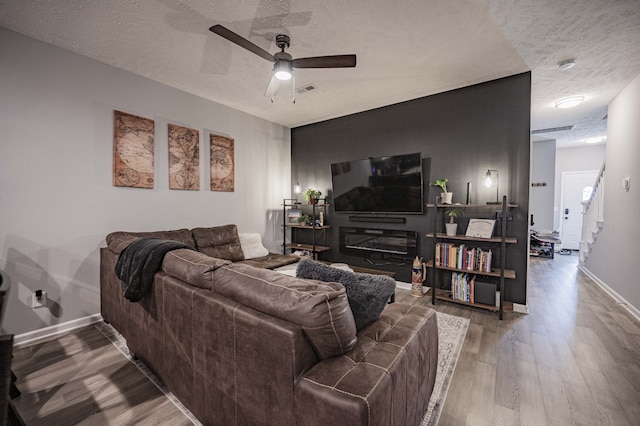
(435, 243), (493, 273)
(451, 272), (475, 303)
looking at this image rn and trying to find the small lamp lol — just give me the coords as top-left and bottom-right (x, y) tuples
(484, 169), (500, 204)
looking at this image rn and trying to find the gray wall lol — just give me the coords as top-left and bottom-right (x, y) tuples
(0, 28), (291, 335)
(530, 140), (556, 232)
(292, 73), (531, 304)
(584, 73), (640, 312)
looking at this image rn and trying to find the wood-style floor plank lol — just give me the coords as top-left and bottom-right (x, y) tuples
(9, 252), (640, 425)
(11, 326), (192, 425)
(438, 252), (640, 426)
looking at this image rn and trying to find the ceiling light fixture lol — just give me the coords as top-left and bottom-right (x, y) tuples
(558, 59), (577, 70)
(584, 136), (607, 144)
(555, 96), (584, 109)
(274, 60), (293, 81)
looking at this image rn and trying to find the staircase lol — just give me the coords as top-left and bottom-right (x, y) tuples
(580, 162), (605, 264)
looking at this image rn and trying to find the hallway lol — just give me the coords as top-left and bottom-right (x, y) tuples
(396, 251), (640, 425)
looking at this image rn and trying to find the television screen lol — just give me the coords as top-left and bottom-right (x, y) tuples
(331, 153), (423, 214)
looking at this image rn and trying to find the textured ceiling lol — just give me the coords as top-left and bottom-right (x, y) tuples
(1, 0), (639, 148)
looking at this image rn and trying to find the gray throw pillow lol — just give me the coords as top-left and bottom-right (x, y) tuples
(296, 258), (395, 330)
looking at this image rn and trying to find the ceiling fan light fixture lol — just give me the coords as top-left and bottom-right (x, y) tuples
(209, 25), (356, 93)
(274, 60), (292, 81)
(555, 96), (584, 109)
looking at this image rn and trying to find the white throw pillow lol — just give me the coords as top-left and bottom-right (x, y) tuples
(238, 233), (269, 259)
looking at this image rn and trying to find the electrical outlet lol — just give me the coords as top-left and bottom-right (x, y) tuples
(31, 291), (47, 308)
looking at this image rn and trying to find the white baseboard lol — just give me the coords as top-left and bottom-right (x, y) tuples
(14, 313), (103, 348)
(579, 265), (640, 322)
(395, 281), (411, 290)
(512, 303), (529, 314)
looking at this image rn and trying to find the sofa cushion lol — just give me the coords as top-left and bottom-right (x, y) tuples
(106, 229), (195, 254)
(296, 259), (396, 330)
(236, 252), (300, 270)
(162, 249), (231, 290)
(192, 224), (245, 261)
(211, 263), (357, 360)
(238, 233), (270, 259)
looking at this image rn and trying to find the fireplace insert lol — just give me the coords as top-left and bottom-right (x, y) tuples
(339, 226), (418, 259)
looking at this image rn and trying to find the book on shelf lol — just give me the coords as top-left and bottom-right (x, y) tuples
(435, 242), (492, 273)
(451, 272), (475, 303)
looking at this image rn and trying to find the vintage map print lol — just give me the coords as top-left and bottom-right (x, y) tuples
(168, 124), (200, 190)
(210, 134), (234, 192)
(113, 110), (154, 188)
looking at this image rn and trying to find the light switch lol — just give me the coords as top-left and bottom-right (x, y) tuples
(623, 177), (631, 191)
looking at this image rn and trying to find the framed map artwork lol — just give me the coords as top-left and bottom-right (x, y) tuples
(113, 110), (155, 188)
(210, 133), (234, 192)
(168, 124), (200, 190)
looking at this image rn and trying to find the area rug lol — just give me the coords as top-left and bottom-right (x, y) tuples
(97, 311), (468, 426)
(422, 311), (470, 426)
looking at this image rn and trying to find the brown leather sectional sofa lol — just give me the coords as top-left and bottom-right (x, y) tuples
(100, 225), (439, 425)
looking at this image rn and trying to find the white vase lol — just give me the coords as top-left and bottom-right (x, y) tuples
(441, 192), (453, 204)
(445, 223), (458, 236)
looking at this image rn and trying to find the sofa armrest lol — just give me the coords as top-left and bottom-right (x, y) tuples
(294, 303), (438, 426)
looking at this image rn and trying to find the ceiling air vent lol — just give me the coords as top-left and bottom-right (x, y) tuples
(531, 125), (575, 134)
(296, 83), (317, 94)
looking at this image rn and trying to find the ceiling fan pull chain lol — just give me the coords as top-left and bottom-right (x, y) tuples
(271, 79), (275, 103)
(292, 74), (296, 104)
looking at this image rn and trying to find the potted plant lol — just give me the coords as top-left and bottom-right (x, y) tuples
(444, 208), (464, 236)
(299, 213), (313, 226)
(430, 178), (453, 204)
(303, 188), (322, 204)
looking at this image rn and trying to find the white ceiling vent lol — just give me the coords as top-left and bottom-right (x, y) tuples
(532, 125), (575, 134)
(296, 83), (317, 94)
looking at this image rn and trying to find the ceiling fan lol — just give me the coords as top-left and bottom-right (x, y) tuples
(209, 24), (356, 81)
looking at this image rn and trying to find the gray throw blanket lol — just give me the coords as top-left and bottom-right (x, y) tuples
(115, 237), (194, 302)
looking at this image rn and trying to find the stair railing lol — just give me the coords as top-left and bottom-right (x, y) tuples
(580, 162), (605, 263)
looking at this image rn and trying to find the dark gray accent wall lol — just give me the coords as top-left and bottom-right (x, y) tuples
(292, 72), (531, 305)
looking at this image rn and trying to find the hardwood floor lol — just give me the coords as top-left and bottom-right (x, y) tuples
(11, 325), (192, 425)
(402, 252), (640, 426)
(10, 253), (640, 425)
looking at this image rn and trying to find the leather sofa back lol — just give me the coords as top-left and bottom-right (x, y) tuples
(162, 249), (231, 290)
(194, 262), (357, 360)
(106, 228), (195, 254)
(192, 224), (245, 261)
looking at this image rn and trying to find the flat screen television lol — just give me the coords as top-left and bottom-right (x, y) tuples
(331, 153), (423, 214)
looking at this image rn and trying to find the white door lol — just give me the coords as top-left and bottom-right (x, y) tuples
(560, 171), (598, 250)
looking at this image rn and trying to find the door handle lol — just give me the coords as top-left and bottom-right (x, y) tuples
(564, 208), (569, 214)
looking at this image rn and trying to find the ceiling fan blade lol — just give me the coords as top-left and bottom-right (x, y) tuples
(292, 55), (356, 69)
(209, 24), (274, 62)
